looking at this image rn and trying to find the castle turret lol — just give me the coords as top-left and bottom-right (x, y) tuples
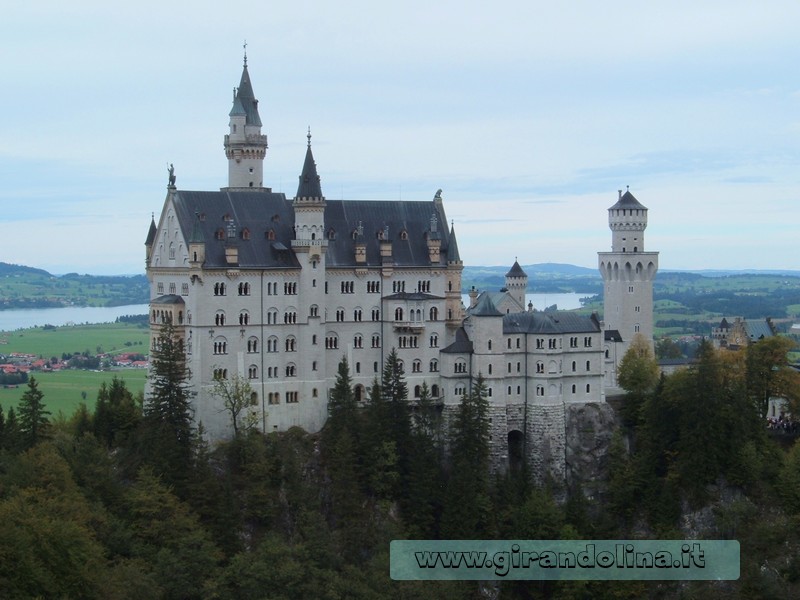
(598, 188), (659, 384)
(223, 49), (268, 190)
(446, 221), (464, 327)
(505, 259), (528, 312)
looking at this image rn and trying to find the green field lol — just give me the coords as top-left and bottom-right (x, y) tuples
(0, 322), (149, 359)
(0, 368), (147, 418)
(0, 322), (150, 417)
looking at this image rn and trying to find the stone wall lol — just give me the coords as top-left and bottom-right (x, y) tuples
(565, 402), (617, 498)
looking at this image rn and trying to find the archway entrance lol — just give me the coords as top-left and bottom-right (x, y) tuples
(508, 430), (525, 472)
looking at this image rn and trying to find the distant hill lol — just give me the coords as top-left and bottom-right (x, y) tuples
(0, 262), (148, 310)
(0, 262), (52, 278)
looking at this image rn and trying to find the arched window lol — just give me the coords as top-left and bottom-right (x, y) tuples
(429, 307), (438, 321)
(248, 365), (258, 379)
(429, 359), (439, 372)
(431, 385), (439, 397)
(412, 359), (422, 373)
(395, 307), (404, 321)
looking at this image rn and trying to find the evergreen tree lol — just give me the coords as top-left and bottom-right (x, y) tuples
(2, 407), (19, 452)
(94, 376), (140, 447)
(441, 374), (491, 538)
(403, 382), (444, 538)
(16, 376), (50, 449)
(321, 358), (368, 557)
(362, 378), (400, 498)
(382, 349), (412, 485)
(141, 322), (195, 492)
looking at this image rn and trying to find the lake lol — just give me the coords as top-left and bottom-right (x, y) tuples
(0, 304), (150, 332)
(0, 292), (592, 332)
(462, 292), (591, 312)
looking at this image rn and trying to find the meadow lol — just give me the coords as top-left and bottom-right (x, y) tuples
(0, 322), (149, 417)
(0, 322), (149, 358)
(0, 368), (147, 419)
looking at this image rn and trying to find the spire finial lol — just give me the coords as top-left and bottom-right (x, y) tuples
(243, 40), (248, 66)
(307, 126), (312, 147)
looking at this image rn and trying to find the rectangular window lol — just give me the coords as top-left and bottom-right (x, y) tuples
(181, 283), (189, 296)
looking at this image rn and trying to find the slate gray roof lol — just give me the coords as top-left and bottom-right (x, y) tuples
(441, 327), (473, 354)
(152, 294), (185, 305)
(469, 293), (503, 317)
(604, 329), (623, 342)
(746, 319), (776, 341)
(447, 223), (461, 262)
(384, 291), (444, 301)
(167, 189), (455, 270)
(506, 260), (527, 278)
(609, 190), (647, 211)
(233, 64), (262, 127)
(503, 311), (601, 335)
(145, 217), (157, 246)
(296, 144), (323, 199)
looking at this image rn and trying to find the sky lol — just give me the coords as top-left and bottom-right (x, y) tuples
(1, 1), (799, 275)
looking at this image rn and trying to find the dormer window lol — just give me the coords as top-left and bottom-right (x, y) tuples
(215, 228), (225, 240)
(399, 230), (408, 240)
(241, 228), (250, 240)
(265, 229), (275, 241)
(328, 228), (336, 240)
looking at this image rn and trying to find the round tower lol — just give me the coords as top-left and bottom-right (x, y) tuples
(223, 49), (268, 190)
(598, 188), (659, 380)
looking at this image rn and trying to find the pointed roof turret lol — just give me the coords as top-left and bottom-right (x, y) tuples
(145, 214), (157, 246)
(232, 48), (262, 127)
(295, 129), (324, 199)
(506, 259), (527, 278)
(447, 222), (461, 263)
(610, 187), (647, 211)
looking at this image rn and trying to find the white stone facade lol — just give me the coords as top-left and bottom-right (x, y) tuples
(146, 59), (655, 482)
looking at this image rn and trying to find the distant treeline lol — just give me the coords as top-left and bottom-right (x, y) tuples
(116, 314), (148, 325)
(654, 288), (797, 319)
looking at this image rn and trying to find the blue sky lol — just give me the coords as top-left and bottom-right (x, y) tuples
(2, 1), (799, 274)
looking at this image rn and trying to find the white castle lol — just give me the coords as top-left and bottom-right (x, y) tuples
(146, 55), (657, 482)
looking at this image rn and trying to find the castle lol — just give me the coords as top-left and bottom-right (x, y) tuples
(145, 55), (657, 482)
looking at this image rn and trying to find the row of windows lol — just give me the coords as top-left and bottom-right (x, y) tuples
(156, 282), (190, 296)
(267, 390), (315, 405)
(410, 359), (439, 373)
(393, 307), (438, 321)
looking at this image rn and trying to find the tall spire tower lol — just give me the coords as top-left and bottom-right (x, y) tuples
(223, 44), (268, 190)
(598, 188), (659, 382)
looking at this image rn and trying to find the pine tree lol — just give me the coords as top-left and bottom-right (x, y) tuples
(17, 376), (51, 449)
(403, 382), (443, 538)
(142, 321), (195, 492)
(2, 407), (20, 452)
(94, 376), (140, 447)
(441, 374), (491, 538)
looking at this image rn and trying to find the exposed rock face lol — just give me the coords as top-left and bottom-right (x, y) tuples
(565, 402), (617, 497)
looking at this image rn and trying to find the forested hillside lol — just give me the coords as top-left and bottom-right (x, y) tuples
(0, 262), (148, 309)
(2, 324), (800, 598)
